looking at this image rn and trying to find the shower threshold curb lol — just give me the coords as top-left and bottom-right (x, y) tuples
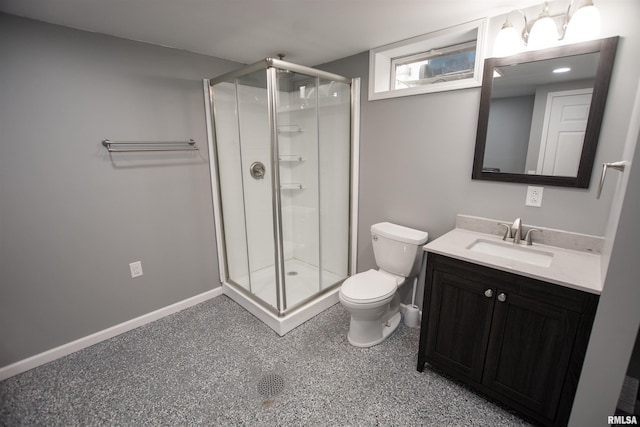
(222, 282), (340, 336)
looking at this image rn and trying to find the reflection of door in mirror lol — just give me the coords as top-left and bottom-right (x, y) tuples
(535, 89), (592, 176)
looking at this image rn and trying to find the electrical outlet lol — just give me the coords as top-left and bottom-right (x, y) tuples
(526, 186), (544, 207)
(129, 261), (143, 278)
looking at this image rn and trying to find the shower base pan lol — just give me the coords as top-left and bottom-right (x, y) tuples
(224, 259), (343, 335)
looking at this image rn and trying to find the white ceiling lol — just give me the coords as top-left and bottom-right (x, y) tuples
(0, 0), (544, 66)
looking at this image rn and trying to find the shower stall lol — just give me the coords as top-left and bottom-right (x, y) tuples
(204, 58), (360, 334)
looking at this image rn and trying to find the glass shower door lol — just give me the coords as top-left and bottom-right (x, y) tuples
(276, 71), (321, 308)
(275, 71), (351, 308)
(211, 71), (278, 311)
(318, 78), (351, 290)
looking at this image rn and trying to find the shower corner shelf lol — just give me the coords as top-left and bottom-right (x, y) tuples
(277, 125), (304, 134)
(280, 183), (305, 190)
(279, 155), (305, 163)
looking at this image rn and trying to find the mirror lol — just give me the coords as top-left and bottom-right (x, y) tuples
(472, 37), (618, 187)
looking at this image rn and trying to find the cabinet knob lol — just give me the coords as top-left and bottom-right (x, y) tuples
(498, 293), (507, 302)
(484, 289), (493, 298)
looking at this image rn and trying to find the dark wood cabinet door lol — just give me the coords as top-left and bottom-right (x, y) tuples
(418, 254), (599, 426)
(482, 289), (580, 422)
(424, 269), (495, 383)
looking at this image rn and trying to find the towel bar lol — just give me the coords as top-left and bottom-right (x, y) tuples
(102, 139), (198, 152)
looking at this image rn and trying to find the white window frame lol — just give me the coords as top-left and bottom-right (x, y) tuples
(368, 19), (488, 101)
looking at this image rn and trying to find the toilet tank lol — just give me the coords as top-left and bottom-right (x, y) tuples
(371, 222), (429, 277)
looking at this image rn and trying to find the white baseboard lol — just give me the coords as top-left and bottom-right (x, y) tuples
(0, 287), (222, 382)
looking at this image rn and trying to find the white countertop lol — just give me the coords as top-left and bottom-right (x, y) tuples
(423, 228), (603, 295)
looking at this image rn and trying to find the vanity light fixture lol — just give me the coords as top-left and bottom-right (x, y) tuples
(493, 0), (601, 57)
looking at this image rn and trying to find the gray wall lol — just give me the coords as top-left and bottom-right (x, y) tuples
(485, 95), (534, 173)
(319, 0), (640, 310)
(0, 13), (240, 367)
(570, 100), (640, 424)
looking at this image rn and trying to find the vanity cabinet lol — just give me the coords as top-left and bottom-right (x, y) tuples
(417, 253), (599, 426)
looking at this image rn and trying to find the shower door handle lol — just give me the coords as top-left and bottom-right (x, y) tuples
(250, 161), (266, 180)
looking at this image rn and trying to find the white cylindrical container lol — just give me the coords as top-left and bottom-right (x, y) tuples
(404, 304), (421, 328)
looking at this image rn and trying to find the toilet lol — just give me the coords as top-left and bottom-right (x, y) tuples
(339, 222), (428, 347)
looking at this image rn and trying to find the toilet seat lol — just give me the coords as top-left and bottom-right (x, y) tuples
(340, 269), (397, 304)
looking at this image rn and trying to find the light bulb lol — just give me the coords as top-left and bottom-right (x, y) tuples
(565, 4), (601, 42)
(493, 23), (523, 57)
(528, 15), (560, 50)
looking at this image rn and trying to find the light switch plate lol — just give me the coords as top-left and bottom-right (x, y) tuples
(526, 186), (544, 207)
(129, 261), (143, 278)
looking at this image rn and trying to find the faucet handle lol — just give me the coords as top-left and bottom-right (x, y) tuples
(499, 223), (512, 241)
(524, 228), (542, 246)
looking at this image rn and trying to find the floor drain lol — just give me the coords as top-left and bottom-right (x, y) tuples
(256, 373), (285, 398)
(287, 271), (298, 276)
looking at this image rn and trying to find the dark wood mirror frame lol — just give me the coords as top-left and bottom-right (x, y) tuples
(472, 36), (619, 188)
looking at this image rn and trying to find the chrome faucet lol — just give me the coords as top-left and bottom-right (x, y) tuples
(512, 218), (522, 244)
(499, 218), (541, 245)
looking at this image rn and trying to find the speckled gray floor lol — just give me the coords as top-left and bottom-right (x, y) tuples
(0, 296), (532, 426)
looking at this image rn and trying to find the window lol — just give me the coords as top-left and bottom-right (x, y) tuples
(392, 41), (477, 89)
(369, 19), (488, 101)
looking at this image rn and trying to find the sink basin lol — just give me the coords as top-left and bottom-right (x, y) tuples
(467, 239), (553, 267)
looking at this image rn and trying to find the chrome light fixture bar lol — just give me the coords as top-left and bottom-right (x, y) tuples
(493, 0), (601, 57)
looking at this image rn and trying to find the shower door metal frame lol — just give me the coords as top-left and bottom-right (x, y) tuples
(265, 67), (286, 314)
(205, 58), (359, 318)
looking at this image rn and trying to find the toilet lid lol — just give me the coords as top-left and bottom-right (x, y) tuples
(341, 269), (397, 303)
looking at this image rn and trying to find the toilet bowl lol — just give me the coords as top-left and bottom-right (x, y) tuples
(339, 222), (428, 347)
(339, 269), (406, 347)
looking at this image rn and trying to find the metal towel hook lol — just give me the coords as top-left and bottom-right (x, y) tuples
(596, 161), (628, 199)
